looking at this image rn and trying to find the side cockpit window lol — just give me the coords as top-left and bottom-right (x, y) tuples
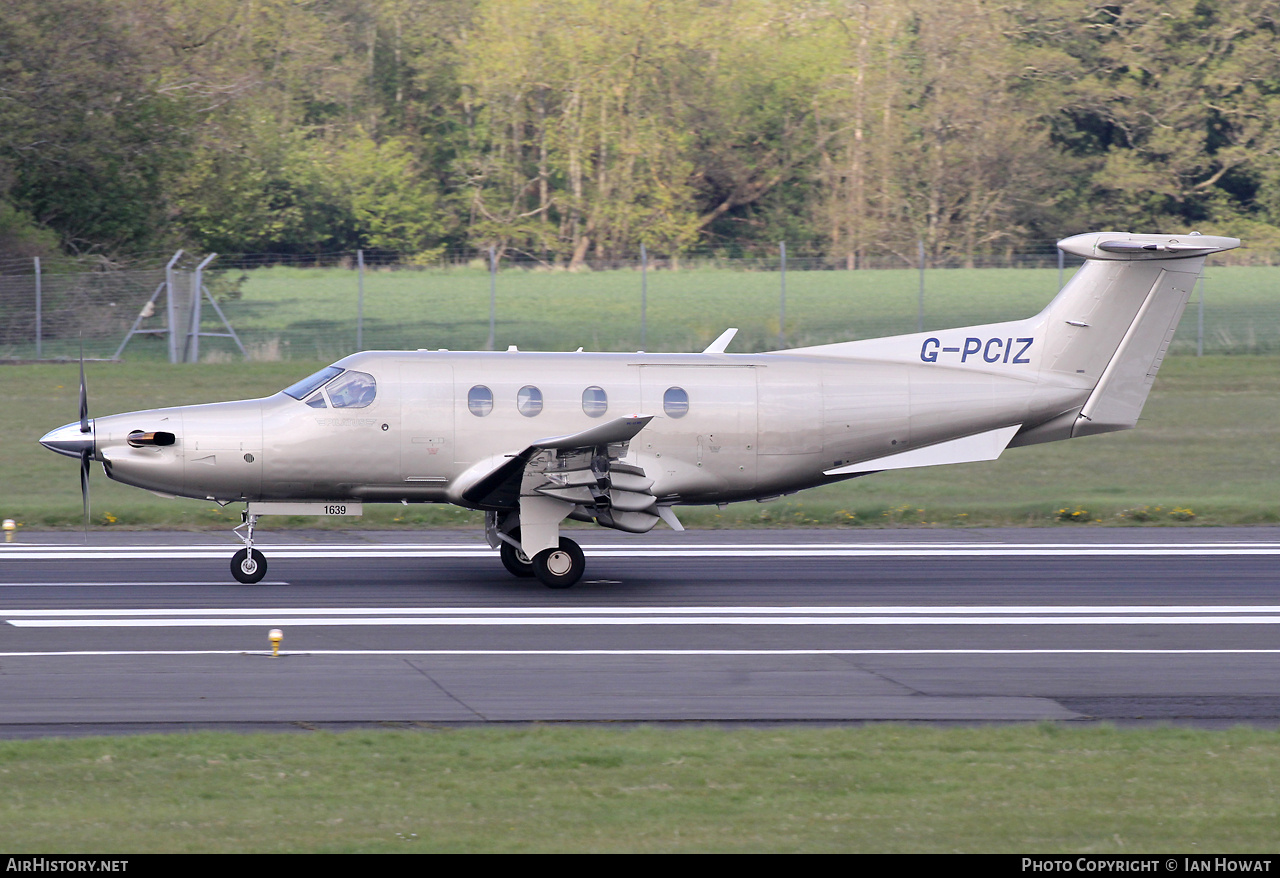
(326, 370), (377, 408)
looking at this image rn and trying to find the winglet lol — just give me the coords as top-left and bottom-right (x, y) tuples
(702, 328), (738, 354)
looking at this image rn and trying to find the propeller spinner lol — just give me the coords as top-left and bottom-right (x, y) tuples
(38, 350), (96, 536)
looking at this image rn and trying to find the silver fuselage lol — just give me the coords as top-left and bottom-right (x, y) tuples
(82, 345), (1085, 507)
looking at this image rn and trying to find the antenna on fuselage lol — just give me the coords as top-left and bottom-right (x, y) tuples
(702, 328), (738, 354)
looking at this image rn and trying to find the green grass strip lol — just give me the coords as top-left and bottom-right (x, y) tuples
(0, 725), (1276, 853)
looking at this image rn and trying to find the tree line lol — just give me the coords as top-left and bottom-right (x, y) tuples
(2, 0), (1278, 268)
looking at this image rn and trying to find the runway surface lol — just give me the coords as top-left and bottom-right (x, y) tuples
(2, 527), (1279, 735)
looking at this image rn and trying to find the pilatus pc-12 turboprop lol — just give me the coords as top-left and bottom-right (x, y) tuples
(40, 231), (1238, 587)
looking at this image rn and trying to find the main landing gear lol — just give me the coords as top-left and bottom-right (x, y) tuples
(231, 511), (268, 584)
(491, 518), (587, 589)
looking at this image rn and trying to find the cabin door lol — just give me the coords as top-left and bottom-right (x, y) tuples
(400, 362), (455, 484)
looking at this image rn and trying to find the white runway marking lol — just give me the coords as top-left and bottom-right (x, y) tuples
(4, 540), (1280, 561)
(2, 648), (1279, 658)
(8, 604), (1280, 615)
(8, 605), (1280, 628)
(0, 582), (292, 588)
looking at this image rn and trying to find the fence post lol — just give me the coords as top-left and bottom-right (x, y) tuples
(165, 250), (183, 364)
(357, 249), (365, 352)
(779, 241), (786, 349)
(640, 242), (648, 351)
(34, 256), (41, 359)
(486, 246), (496, 351)
(188, 253), (217, 363)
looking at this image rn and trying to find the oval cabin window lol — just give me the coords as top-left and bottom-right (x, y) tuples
(517, 385), (543, 417)
(468, 385), (494, 417)
(581, 386), (608, 418)
(663, 386), (690, 418)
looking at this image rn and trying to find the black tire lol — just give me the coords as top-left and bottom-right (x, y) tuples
(231, 547), (267, 584)
(532, 538), (585, 589)
(500, 527), (536, 578)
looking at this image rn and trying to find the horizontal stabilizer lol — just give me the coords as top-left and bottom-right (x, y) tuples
(824, 425), (1022, 476)
(1058, 232), (1239, 261)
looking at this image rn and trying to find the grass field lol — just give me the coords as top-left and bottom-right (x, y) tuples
(3, 354), (1279, 531)
(1, 724), (1277, 853)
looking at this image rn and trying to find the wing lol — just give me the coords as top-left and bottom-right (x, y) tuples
(456, 415), (665, 533)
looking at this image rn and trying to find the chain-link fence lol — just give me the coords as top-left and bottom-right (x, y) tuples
(0, 266), (166, 360)
(1, 247), (1276, 362)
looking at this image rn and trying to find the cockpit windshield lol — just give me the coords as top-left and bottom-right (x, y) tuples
(282, 366), (377, 408)
(282, 366), (343, 400)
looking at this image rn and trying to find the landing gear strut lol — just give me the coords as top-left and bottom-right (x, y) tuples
(231, 511), (268, 584)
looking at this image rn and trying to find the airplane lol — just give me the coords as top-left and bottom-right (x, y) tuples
(38, 231), (1238, 587)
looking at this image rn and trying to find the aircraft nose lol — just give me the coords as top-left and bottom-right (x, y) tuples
(39, 421), (95, 459)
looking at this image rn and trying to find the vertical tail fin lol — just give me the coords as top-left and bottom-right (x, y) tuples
(1044, 232), (1238, 437)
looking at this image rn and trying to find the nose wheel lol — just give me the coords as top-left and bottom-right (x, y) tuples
(230, 510), (267, 584)
(231, 547), (267, 584)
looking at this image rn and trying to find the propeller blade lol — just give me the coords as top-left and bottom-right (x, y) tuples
(78, 341), (89, 434)
(80, 448), (91, 541)
(77, 341), (91, 540)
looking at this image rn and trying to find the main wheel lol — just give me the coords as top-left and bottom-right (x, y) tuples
(532, 538), (585, 589)
(500, 528), (536, 578)
(231, 547), (267, 584)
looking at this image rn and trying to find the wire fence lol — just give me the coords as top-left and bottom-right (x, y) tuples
(0, 247), (1276, 362)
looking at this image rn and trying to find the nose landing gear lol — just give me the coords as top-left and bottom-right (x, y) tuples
(231, 512), (268, 584)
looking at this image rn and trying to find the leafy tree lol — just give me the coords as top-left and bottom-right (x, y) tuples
(0, 0), (195, 255)
(1011, 0), (1280, 243)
